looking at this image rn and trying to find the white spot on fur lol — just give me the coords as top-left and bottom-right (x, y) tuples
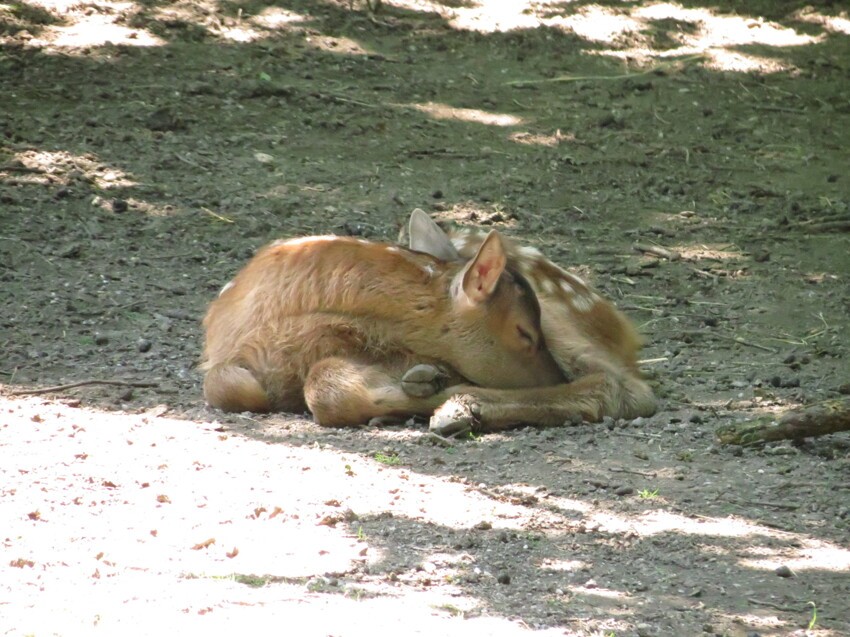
(386, 246), (401, 253)
(559, 279), (574, 295)
(219, 280), (235, 296)
(537, 277), (557, 295)
(571, 293), (597, 313)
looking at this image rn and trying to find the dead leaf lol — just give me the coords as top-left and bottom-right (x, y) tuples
(191, 538), (216, 550)
(10, 558), (34, 568)
(226, 547), (239, 559)
(156, 494), (171, 504)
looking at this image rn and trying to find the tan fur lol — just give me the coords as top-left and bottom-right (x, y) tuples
(408, 222), (657, 429)
(201, 234), (565, 425)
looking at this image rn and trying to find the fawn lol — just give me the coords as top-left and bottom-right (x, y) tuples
(201, 228), (565, 426)
(407, 209), (656, 434)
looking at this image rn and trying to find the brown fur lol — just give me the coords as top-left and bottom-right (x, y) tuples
(201, 234), (565, 425)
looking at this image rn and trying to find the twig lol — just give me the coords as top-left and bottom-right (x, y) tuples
(610, 466), (657, 477)
(9, 380), (159, 396)
(426, 431), (458, 447)
(680, 329), (777, 353)
(634, 243), (681, 261)
(201, 207), (234, 223)
(729, 499), (799, 511)
(507, 54), (705, 87)
(748, 598), (803, 612)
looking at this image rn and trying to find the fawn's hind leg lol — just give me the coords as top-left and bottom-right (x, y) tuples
(303, 357), (459, 427)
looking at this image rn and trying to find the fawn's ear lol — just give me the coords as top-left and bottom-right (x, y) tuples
(408, 209), (460, 261)
(459, 230), (507, 304)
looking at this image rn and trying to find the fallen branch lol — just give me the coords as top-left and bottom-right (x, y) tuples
(717, 398), (850, 445)
(8, 380), (159, 396)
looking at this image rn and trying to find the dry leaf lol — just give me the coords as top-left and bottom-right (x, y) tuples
(10, 558), (34, 568)
(191, 538), (216, 550)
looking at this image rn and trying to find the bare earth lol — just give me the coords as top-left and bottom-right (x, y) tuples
(1, 1), (849, 636)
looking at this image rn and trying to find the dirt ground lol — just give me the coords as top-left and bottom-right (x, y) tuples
(2, 1), (849, 635)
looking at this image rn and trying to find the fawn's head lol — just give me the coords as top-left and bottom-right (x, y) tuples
(411, 210), (564, 388)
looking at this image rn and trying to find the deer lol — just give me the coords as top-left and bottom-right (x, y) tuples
(200, 229), (566, 427)
(405, 209), (656, 435)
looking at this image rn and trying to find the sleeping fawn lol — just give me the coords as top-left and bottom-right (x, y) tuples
(407, 209), (656, 434)
(201, 228), (565, 426)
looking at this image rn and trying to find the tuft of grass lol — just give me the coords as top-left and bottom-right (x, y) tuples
(233, 574), (268, 588)
(638, 488), (660, 499)
(374, 451), (401, 466)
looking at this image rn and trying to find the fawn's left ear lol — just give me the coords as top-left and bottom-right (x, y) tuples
(459, 230), (507, 305)
(408, 208), (460, 261)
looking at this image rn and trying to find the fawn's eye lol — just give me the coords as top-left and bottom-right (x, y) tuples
(516, 324), (536, 346)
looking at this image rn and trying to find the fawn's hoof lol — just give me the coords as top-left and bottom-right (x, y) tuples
(402, 364), (446, 398)
(429, 395), (480, 437)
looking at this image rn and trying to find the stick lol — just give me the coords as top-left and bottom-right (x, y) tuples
(717, 398), (850, 445)
(506, 54), (705, 87)
(633, 243), (681, 261)
(8, 380), (159, 396)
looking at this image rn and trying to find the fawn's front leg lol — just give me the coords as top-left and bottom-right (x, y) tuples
(303, 357), (463, 427)
(429, 373), (656, 435)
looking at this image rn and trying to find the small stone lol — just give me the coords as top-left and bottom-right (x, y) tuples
(137, 338), (152, 353)
(112, 198), (128, 213)
(431, 189), (443, 199)
(496, 572), (511, 585)
(775, 565), (794, 578)
(614, 485), (634, 496)
(118, 388), (134, 402)
(94, 333), (109, 346)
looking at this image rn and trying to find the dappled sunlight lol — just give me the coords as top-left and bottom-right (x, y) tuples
(674, 245), (745, 262)
(795, 7), (850, 36)
(386, 0), (829, 74)
(4, 149), (137, 190)
(18, 0), (164, 49)
(740, 541), (850, 573)
(510, 130), (574, 147)
(2, 390), (849, 633)
(10, 0), (840, 75)
(407, 102), (524, 127)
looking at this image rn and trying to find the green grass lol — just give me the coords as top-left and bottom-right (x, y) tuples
(638, 488), (660, 499)
(374, 451), (401, 466)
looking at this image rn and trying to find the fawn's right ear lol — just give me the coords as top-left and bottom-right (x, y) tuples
(408, 209), (460, 261)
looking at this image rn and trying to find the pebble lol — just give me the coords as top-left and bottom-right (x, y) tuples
(615, 485), (634, 496)
(775, 565), (794, 578)
(137, 338), (152, 353)
(94, 333), (109, 346)
(496, 572), (511, 585)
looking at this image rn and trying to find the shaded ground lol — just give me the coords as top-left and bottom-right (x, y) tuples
(1, 1), (849, 635)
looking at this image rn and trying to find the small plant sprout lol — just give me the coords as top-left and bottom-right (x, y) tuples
(638, 488), (660, 499)
(808, 601), (818, 630)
